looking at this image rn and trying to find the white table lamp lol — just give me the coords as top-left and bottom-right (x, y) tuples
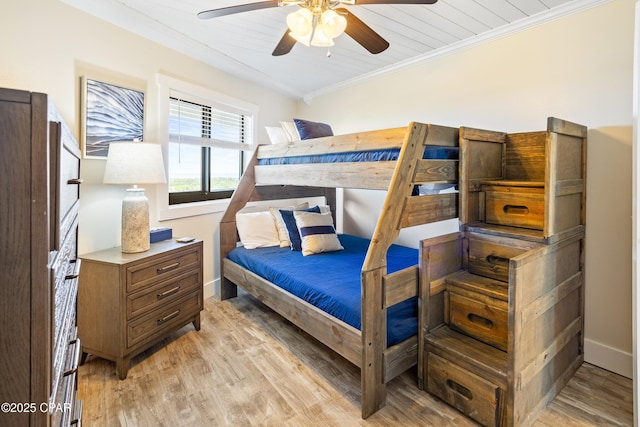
(103, 142), (167, 253)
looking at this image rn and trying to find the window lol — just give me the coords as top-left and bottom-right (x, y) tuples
(168, 96), (249, 204)
(156, 75), (257, 221)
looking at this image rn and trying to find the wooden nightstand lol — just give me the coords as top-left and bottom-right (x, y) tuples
(78, 239), (203, 379)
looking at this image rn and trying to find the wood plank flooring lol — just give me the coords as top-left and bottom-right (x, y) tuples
(78, 294), (633, 426)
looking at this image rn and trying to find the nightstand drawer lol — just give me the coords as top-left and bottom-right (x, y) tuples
(127, 270), (201, 320)
(127, 245), (201, 293)
(127, 290), (202, 349)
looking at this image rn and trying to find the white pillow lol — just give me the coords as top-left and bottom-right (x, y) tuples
(293, 211), (344, 256)
(418, 183), (457, 195)
(280, 121), (300, 142)
(269, 202), (309, 247)
(265, 126), (289, 144)
(235, 211), (280, 249)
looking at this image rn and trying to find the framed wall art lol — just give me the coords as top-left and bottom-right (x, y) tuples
(81, 77), (145, 159)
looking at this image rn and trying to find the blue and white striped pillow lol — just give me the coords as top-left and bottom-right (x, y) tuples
(293, 211), (343, 256)
(279, 205), (321, 251)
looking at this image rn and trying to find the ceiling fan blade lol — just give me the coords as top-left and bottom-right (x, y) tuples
(354, 0), (437, 4)
(272, 30), (296, 56)
(198, 1), (279, 19)
(336, 8), (389, 54)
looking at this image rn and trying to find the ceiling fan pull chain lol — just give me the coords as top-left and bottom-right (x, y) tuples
(327, 47), (332, 57)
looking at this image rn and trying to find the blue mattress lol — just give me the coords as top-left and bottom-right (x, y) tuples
(226, 234), (418, 346)
(258, 146), (458, 166)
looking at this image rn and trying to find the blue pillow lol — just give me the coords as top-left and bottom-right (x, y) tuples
(293, 118), (333, 140)
(279, 205), (321, 251)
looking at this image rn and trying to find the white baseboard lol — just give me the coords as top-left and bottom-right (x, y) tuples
(584, 338), (633, 379)
(203, 278), (218, 300)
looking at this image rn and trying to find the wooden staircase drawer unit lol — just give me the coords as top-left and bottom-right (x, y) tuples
(445, 270), (509, 351)
(447, 291), (508, 352)
(127, 290), (202, 349)
(127, 269), (201, 320)
(460, 120), (587, 240)
(483, 183), (544, 231)
(421, 228), (585, 426)
(427, 352), (503, 427)
(126, 245), (201, 293)
(467, 235), (537, 283)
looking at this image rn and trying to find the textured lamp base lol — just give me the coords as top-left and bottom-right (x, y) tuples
(121, 187), (150, 253)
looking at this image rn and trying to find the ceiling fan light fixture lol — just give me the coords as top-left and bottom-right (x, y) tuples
(310, 25), (335, 47)
(286, 8), (313, 37)
(289, 31), (311, 46)
(320, 9), (346, 39)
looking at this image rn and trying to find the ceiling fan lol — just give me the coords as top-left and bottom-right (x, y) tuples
(198, 0), (438, 56)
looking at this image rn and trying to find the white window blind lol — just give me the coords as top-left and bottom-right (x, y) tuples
(167, 91), (254, 202)
(169, 94), (253, 151)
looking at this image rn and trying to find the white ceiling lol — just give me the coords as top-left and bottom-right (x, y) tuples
(60, 0), (604, 101)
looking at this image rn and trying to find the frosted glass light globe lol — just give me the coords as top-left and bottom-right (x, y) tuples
(310, 25), (334, 47)
(320, 9), (346, 39)
(287, 8), (313, 37)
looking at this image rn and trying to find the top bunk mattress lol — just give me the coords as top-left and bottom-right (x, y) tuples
(258, 146), (458, 165)
(226, 234), (418, 346)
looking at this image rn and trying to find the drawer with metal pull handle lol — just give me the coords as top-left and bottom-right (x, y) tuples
(126, 246), (201, 292)
(127, 291), (202, 349)
(126, 270), (201, 320)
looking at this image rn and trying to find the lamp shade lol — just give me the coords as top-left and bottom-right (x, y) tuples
(103, 142), (166, 253)
(103, 142), (166, 185)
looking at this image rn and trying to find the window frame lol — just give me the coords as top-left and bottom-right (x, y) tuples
(167, 97), (245, 205)
(156, 74), (258, 221)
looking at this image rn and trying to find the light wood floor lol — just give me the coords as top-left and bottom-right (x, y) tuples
(78, 294), (633, 426)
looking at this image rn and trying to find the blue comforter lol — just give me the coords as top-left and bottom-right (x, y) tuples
(258, 146), (458, 165)
(226, 234), (418, 346)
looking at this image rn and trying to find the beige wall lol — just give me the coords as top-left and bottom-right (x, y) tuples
(298, 0), (635, 377)
(0, 0), (297, 299)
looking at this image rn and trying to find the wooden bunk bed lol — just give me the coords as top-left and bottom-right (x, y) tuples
(219, 122), (461, 418)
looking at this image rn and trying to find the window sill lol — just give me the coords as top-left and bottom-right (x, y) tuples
(157, 198), (230, 221)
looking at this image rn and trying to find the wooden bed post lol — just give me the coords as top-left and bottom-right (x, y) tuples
(219, 147), (262, 300)
(361, 268), (386, 418)
(361, 122), (431, 417)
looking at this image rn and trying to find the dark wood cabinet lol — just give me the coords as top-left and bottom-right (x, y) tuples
(0, 88), (82, 426)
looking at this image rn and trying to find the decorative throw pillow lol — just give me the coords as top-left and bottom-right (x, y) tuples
(280, 121), (300, 142)
(293, 211), (343, 256)
(269, 202), (309, 247)
(279, 205), (321, 251)
(293, 118), (333, 140)
(265, 126), (289, 144)
(235, 211), (280, 249)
